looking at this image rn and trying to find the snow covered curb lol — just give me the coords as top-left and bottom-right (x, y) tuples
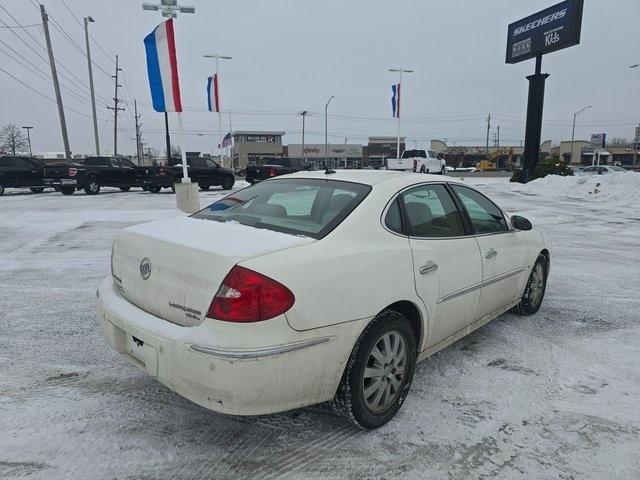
(508, 172), (640, 206)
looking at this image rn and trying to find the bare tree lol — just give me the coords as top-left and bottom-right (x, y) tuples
(0, 124), (29, 155)
(169, 145), (182, 157)
(609, 137), (629, 146)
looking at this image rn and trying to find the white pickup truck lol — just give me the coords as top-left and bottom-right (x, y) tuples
(386, 149), (446, 175)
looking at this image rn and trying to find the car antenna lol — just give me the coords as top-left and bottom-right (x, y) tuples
(323, 161), (336, 175)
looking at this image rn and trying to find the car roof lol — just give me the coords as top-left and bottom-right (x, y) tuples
(281, 169), (465, 187)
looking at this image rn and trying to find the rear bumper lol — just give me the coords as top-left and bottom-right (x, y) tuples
(43, 178), (78, 187)
(97, 277), (361, 415)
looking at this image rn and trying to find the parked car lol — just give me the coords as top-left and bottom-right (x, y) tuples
(0, 156), (53, 196)
(43, 157), (147, 195)
(143, 157), (235, 193)
(386, 149), (446, 175)
(245, 157), (310, 184)
(98, 170), (549, 429)
(576, 165), (629, 175)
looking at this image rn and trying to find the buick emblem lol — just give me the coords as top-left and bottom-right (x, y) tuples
(139, 257), (151, 280)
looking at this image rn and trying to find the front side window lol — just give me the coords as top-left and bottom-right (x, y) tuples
(452, 185), (508, 234)
(192, 179), (370, 239)
(400, 184), (465, 238)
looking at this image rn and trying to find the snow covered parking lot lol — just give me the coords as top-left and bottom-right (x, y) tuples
(1, 175), (639, 479)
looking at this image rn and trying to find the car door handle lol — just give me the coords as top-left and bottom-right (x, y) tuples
(419, 261), (438, 275)
(485, 248), (498, 259)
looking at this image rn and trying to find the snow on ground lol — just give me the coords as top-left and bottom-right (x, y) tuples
(1, 175), (639, 479)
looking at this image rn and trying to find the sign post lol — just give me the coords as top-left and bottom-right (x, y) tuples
(506, 0), (584, 183)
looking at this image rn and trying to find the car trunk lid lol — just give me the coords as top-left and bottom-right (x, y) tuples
(111, 216), (314, 326)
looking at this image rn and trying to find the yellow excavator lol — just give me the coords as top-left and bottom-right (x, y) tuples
(477, 148), (514, 171)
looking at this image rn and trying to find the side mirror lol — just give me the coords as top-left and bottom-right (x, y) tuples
(511, 215), (532, 231)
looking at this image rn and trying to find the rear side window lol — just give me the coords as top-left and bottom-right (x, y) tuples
(452, 185), (508, 234)
(384, 198), (404, 234)
(192, 179), (371, 239)
(401, 184), (465, 238)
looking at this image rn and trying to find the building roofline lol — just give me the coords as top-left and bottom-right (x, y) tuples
(232, 131), (286, 136)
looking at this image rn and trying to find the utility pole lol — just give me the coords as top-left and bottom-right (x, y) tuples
(134, 100), (142, 163)
(107, 55), (124, 156)
(22, 126), (34, 156)
(497, 125), (500, 149)
(485, 113), (491, 154)
(40, 4), (71, 164)
(84, 16), (100, 156)
(300, 110), (308, 163)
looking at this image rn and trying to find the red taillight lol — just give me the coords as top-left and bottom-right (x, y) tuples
(68, 167), (77, 176)
(413, 159), (417, 171)
(207, 266), (294, 322)
(268, 167), (277, 177)
(159, 165), (166, 176)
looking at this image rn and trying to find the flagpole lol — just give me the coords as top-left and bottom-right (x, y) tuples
(389, 67), (413, 159)
(177, 112), (190, 182)
(397, 70), (401, 159)
(228, 110), (233, 165)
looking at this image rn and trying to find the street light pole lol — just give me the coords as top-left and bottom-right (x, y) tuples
(389, 68), (413, 159)
(570, 105), (591, 164)
(325, 96), (334, 168)
(300, 110), (308, 164)
(204, 54), (232, 163)
(84, 16), (100, 156)
(22, 126), (33, 156)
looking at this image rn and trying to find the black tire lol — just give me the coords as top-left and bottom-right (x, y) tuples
(222, 176), (234, 190)
(170, 184), (176, 194)
(84, 177), (100, 195)
(199, 183), (210, 191)
(119, 186), (131, 192)
(512, 254), (548, 315)
(419, 165), (426, 174)
(60, 186), (75, 195)
(30, 187), (45, 193)
(440, 166), (446, 175)
(332, 310), (417, 429)
(0, 181), (5, 196)
(148, 185), (161, 194)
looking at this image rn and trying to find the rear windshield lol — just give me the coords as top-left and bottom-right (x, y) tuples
(192, 178), (371, 239)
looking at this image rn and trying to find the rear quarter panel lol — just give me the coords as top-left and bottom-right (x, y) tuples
(238, 181), (428, 339)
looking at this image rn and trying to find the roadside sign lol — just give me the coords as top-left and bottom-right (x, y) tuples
(506, 0), (584, 64)
(591, 133), (606, 148)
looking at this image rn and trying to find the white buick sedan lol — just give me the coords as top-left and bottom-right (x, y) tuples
(98, 170), (549, 429)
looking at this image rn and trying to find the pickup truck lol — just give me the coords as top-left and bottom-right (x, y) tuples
(43, 157), (148, 195)
(245, 157), (310, 184)
(0, 156), (51, 195)
(386, 149), (446, 175)
(143, 157), (235, 193)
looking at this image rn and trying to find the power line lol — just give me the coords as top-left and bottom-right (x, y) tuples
(0, 66), (108, 121)
(0, 22), (41, 28)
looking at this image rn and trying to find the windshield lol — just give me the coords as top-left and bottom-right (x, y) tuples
(610, 166), (626, 171)
(191, 178), (371, 239)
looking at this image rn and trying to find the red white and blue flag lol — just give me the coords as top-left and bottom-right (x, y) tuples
(391, 83), (400, 118)
(218, 132), (232, 149)
(207, 74), (220, 112)
(144, 19), (182, 112)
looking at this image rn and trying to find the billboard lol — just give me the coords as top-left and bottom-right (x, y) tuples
(506, 0), (583, 64)
(590, 133), (606, 148)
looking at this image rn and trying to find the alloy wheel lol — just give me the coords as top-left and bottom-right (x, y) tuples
(362, 330), (407, 413)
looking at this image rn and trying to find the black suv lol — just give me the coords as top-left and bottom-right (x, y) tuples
(0, 156), (49, 195)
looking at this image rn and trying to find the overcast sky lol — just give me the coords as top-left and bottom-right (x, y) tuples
(1, 0), (638, 155)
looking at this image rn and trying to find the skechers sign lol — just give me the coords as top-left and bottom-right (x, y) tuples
(506, 0), (583, 64)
